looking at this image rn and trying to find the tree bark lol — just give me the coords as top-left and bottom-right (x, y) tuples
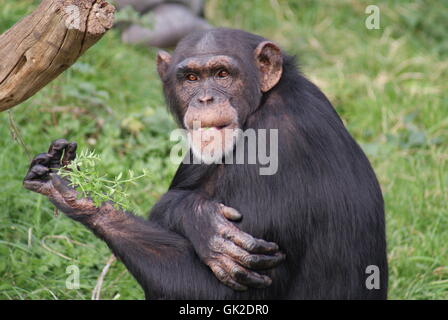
(0, 0), (115, 112)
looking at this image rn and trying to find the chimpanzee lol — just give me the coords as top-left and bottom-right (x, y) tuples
(23, 28), (388, 299)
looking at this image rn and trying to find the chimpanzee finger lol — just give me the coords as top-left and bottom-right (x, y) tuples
(23, 165), (51, 194)
(208, 263), (247, 291)
(220, 204), (242, 221)
(233, 269), (272, 288)
(222, 240), (285, 270)
(220, 255), (272, 288)
(224, 227), (279, 254)
(47, 139), (69, 171)
(24, 164), (50, 181)
(28, 153), (51, 170)
(62, 142), (77, 167)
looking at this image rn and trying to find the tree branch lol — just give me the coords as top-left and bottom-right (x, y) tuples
(0, 0), (115, 112)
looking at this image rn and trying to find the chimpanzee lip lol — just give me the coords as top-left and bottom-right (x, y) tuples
(191, 123), (238, 131)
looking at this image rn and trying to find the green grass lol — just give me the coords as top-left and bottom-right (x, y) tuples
(0, 0), (447, 299)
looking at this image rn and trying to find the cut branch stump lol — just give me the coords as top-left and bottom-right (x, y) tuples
(0, 0), (115, 112)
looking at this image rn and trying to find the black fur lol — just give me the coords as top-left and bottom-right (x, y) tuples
(91, 28), (388, 299)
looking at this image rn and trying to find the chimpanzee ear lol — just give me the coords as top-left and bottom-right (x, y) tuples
(156, 50), (172, 79)
(254, 41), (283, 92)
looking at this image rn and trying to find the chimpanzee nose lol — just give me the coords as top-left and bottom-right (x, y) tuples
(198, 95), (214, 104)
(197, 91), (214, 104)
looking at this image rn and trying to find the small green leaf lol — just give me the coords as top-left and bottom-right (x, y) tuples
(58, 148), (148, 211)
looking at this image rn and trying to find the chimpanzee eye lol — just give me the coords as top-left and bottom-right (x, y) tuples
(186, 74), (198, 82)
(216, 69), (230, 78)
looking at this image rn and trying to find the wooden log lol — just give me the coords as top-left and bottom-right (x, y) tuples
(0, 0), (115, 112)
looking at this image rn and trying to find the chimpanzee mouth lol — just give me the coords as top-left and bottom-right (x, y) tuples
(192, 123), (238, 132)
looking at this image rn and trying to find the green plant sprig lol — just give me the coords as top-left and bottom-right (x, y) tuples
(58, 149), (148, 211)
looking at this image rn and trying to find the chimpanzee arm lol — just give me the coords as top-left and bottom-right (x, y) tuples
(66, 202), (235, 299)
(149, 176), (284, 290)
(23, 139), (283, 293)
(22, 143), (246, 299)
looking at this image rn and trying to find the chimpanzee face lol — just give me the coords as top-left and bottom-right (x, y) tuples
(172, 53), (244, 163)
(156, 30), (283, 163)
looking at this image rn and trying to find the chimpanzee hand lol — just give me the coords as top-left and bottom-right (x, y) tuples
(23, 139), (100, 219)
(188, 202), (285, 291)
